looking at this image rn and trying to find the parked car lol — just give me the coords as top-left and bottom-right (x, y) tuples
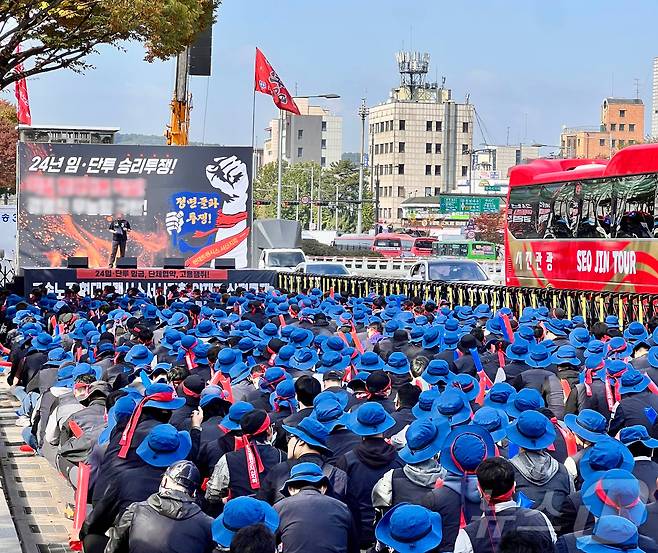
(294, 262), (351, 276)
(407, 259), (490, 283)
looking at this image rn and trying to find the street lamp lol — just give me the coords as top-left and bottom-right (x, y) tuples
(276, 93), (341, 219)
(357, 98), (368, 234)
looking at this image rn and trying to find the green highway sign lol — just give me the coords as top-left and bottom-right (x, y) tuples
(439, 195), (500, 214)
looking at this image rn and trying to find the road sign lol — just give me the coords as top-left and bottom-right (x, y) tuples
(484, 185), (501, 192)
(300, 195), (311, 205)
(466, 230), (476, 239)
(439, 195), (500, 214)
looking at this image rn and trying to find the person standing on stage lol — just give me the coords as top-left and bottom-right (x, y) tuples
(108, 213), (131, 267)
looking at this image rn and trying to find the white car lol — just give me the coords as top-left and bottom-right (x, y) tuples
(294, 262), (351, 276)
(408, 259), (491, 283)
(258, 248), (307, 271)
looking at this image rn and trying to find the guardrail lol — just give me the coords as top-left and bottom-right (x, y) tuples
(307, 256), (503, 280)
(277, 272), (658, 326)
(0, 260), (14, 288)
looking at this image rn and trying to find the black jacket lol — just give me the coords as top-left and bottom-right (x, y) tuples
(105, 490), (214, 553)
(258, 453), (349, 506)
(274, 488), (359, 553)
(609, 390), (658, 437)
(335, 438), (404, 548)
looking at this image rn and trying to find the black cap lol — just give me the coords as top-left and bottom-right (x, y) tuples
(366, 370), (391, 393)
(393, 329), (409, 342)
(267, 338), (285, 354)
(182, 374), (205, 396)
(322, 370), (344, 381)
(458, 334), (478, 353)
(240, 409), (270, 435)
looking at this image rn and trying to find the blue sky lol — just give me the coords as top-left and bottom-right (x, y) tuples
(8, 0), (658, 152)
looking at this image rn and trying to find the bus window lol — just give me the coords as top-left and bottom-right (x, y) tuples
(414, 238), (435, 251)
(508, 186), (540, 239)
(614, 174), (657, 238)
(542, 182), (578, 239)
(374, 238), (401, 248)
(575, 179), (613, 239)
(401, 240), (414, 252)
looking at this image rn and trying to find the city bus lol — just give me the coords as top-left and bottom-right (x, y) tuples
(332, 234), (375, 252)
(371, 233), (437, 258)
(432, 240), (498, 261)
(505, 144), (658, 293)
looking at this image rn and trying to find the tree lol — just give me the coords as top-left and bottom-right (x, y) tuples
(0, 100), (17, 196)
(319, 160), (374, 233)
(473, 211), (505, 244)
(253, 159), (375, 234)
(0, 0), (219, 91)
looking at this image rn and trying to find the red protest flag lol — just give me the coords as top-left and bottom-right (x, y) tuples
(14, 44), (32, 125)
(254, 48), (300, 115)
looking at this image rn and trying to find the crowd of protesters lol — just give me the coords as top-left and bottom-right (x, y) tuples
(2, 282), (658, 553)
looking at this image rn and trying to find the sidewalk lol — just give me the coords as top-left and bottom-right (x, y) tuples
(0, 381), (73, 553)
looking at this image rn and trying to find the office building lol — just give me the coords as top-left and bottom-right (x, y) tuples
(262, 98), (342, 167)
(18, 124), (119, 144)
(368, 52), (474, 224)
(560, 97), (644, 158)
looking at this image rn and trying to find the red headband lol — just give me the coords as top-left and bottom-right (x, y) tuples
(118, 391), (176, 458)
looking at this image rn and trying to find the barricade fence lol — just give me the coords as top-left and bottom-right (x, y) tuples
(277, 272), (658, 327)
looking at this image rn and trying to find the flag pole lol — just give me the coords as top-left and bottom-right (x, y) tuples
(276, 109), (283, 219)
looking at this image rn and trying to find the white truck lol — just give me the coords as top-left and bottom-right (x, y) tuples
(257, 248), (307, 270)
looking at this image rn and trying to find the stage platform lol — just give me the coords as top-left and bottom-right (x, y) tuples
(22, 267), (277, 297)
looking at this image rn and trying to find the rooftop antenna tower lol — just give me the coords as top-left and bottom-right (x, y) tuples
(395, 51), (430, 101)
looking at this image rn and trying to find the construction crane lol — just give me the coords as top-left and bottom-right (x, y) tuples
(165, 47), (192, 146)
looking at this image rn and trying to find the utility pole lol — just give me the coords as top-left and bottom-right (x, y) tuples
(276, 110), (284, 218)
(357, 98), (368, 233)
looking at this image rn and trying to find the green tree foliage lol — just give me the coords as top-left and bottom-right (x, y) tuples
(254, 159), (374, 233)
(0, 100), (17, 195)
(0, 0), (219, 90)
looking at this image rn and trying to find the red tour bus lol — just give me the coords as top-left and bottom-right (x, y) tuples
(505, 144), (658, 293)
(372, 233), (437, 258)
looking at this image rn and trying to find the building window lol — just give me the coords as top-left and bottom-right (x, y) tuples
(611, 139), (617, 147)
(321, 156), (326, 166)
(619, 123), (625, 131)
(629, 124), (635, 132)
(399, 120), (406, 131)
(321, 121), (327, 131)
(384, 121), (389, 132)
(462, 144), (469, 154)
(398, 186), (404, 197)
(369, 124), (373, 135)
(297, 147), (303, 157)
(388, 164), (393, 175)
(599, 138), (605, 146)
(399, 142), (405, 153)
(618, 140), (625, 147)
(463, 122), (469, 133)
(610, 123), (616, 131)
(398, 164), (405, 175)
(426, 121), (433, 131)
(461, 166), (468, 177)
(426, 143), (432, 154)
(389, 120), (393, 130)
(434, 187), (440, 195)
(435, 143), (442, 154)
(424, 187), (432, 197)
(436, 121), (442, 132)
(321, 139), (327, 149)
(425, 165), (432, 175)
(388, 186), (392, 196)
(297, 129), (303, 140)
(397, 208), (403, 219)
(619, 109), (626, 118)
(434, 165), (441, 176)
(389, 142), (393, 152)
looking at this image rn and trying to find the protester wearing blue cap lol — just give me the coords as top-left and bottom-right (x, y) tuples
(435, 389), (473, 427)
(452, 373), (480, 404)
(375, 503), (443, 553)
(618, 425), (658, 498)
(317, 351), (350, 374)
(609, 368), (658, 438)
(211, 496), (279, 548)
(581, 469), (647, 525)
(484, 382), (516, 410)
(578, 439), (635, 483)
(354, 351), (385, 372)
(412, 389), (440, 420)
(384, 352), (411, 376)
(472, 406), (509, 444)
(507, 411), (573, 520)
(421, 425), (495, 551)
(82, 422), (193, 547)
(335, 401), (404, 550)
(274, 462), (357, 553)
(421, 359), (453, 389)
(505, 388), (546, 419)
